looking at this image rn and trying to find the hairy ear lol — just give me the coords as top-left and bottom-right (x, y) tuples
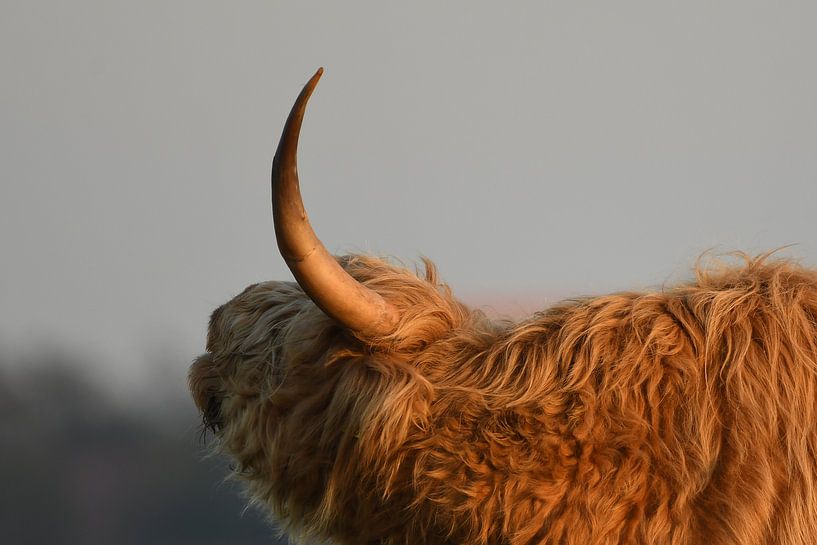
(302, 350), (435, 522)
(357, 354), (434, 454)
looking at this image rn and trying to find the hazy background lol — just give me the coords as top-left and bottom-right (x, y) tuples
(1, 1), (815, 543)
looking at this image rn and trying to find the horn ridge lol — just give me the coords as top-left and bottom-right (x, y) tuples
(271, 68), (399, 337)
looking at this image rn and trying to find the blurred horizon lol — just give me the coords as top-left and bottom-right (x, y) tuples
(0, 349), (282, 545)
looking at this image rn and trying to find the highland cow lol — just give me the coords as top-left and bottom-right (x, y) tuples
(189, 69), (817, 545)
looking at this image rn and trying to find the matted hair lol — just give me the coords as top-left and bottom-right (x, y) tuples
(191, 70), (817, 544)
(190, 252), (817, 545)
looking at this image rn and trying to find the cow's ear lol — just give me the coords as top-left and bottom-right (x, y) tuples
(352, 353), (434, 458)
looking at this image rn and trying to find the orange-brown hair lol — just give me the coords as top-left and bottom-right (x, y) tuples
(190, 252), (817, 545)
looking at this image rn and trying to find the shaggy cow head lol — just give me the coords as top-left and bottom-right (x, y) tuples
(189, 69), (498, 544)
(190, 69), (817, 545)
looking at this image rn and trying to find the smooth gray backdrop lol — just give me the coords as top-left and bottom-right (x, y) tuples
(2, 1), (815, 398)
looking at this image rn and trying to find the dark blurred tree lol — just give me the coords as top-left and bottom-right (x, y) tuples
(0, 352), (287, 545)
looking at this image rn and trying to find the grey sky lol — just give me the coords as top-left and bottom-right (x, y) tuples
(1, 1), (815, 395)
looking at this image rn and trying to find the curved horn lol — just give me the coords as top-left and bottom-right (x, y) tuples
(271, 68), (399, 337)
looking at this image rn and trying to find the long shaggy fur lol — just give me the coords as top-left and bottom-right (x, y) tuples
(189, 253), (817, 545)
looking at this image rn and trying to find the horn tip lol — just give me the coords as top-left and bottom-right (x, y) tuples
(298, 67), (323, 99)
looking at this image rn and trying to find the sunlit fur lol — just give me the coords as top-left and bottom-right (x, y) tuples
(189, 253), (817, 545)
